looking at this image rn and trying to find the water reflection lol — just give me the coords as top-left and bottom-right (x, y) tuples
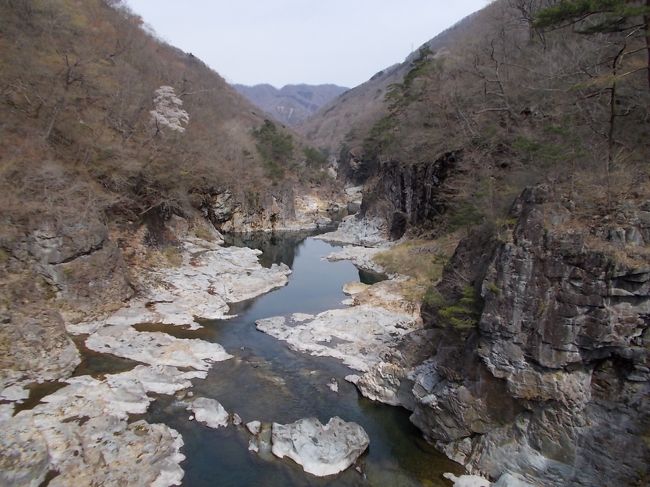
(142, 235), (461, 486)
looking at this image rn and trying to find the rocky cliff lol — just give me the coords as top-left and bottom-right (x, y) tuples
(359, 151), (460, 239)
(405, 186), (650, 486)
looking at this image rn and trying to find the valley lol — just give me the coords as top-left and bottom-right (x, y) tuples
(1, 1), (649, 486)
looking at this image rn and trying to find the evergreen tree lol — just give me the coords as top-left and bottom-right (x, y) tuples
(534, 0), (650, 88)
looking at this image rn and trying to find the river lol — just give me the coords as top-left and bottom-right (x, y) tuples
(132, 234), (460, 486)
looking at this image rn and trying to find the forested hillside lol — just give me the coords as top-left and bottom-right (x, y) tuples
(0, 0), (335, 350)
(297, 2), (650, 485)
(302, 0), (650, 236)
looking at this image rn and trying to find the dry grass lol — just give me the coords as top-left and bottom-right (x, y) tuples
(584, 234), (650, 269)
(193, 225), (216, 242)
(161, 246), (183, 268)
(373, 233), (460, 303)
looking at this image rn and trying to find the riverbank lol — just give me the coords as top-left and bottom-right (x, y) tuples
(1, 226), (467, 486)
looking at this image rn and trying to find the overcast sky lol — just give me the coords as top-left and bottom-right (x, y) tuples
(126, 1), (487, 88)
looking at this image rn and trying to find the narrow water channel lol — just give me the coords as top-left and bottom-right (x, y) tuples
(143, 235), (461, 487)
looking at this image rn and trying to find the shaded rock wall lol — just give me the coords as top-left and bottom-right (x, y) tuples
(359, 151), (459, 239)
(410, 186), (650, 486)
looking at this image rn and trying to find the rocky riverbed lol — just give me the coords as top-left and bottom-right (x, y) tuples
(0, 235), (295, 486)
(1, 227), (469, 486)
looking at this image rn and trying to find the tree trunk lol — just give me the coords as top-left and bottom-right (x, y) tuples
(643, 0), (650, 90)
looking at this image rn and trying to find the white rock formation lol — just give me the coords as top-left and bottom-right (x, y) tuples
(271, 417), (369, 477)
(1, 237), (294, 486)
(85, 326), (232, 370)
(315, 215), (388, 247)
(246, 420), (262, 435)
(443, 473), (491, 487)
(256, 306), (417, 372)
(187, 397), (229, 429)
(69, 240), (291, 334)
(0, 384), (30, 403)
(0, 364), (196, 487)
(325, 245), (386, 274)
(342, 282), (369, 295)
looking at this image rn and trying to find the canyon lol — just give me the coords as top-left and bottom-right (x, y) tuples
(1, 0), (649, 486)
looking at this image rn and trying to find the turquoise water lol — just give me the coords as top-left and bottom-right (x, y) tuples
(143, 235), (461, 487)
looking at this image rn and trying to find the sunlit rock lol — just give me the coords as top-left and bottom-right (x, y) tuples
(316, 215), (388, 247)
(443, 473), (491, 487)
(187, 397), (229, 429)
(271, 417), (369, 476)
(69, 240), (291, 334)
(256, 306), (417, 372)
(85, 326), (232, 370)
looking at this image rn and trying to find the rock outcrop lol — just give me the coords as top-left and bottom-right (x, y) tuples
(24, 217), (134, 322)
(187, 397), (229, 429)
(197, 187), (342, 234)
(0, 366), (195, 487)
(270, 417), (369, 476)
(256, 302), (419, 373)
(315, 215), (389, 247)
(405, 186), (650, 486)
(70, 237), (292, 334)
(0, 308), (80, 408)
(361, 151), (459, 239)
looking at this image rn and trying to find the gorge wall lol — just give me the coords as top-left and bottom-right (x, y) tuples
(403, 186), (650, 486)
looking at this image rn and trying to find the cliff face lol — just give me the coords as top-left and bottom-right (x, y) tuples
(360, 152), (459, 239)
(409, 186), (650, 486)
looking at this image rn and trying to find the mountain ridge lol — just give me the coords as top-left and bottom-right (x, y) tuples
(234, 83), (348, 127)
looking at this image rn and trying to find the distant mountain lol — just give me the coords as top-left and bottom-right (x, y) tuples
(296, 11), (481, 153)
(233, 83), (348, 127)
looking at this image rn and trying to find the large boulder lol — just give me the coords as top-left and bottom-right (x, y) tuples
(0, 307), (80, 401)
(271, 417), (369, 476)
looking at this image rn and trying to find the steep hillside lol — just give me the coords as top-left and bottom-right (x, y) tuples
(0, 0), (339, 378)
(308, 1), (650, 485)
(296, 10), (482, 154)
(303, 0), (650, 239)
(234, 83), (348, 126)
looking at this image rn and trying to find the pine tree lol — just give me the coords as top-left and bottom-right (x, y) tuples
(534, 0), (650, 89)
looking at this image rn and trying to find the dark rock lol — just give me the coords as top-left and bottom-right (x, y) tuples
(389, 211), (407, 240)
(361, 151), (459, 236)
(406, 186), (650, 486)
(0, 307), (80, 390)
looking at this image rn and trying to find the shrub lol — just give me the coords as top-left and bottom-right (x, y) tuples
(162, 246), (183, 267)
(438, 285), (482, 330)
(252, 120), (294, 179)
(303, 146), (328, 168)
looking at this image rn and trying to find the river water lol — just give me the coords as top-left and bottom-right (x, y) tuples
(138, 234), (461, 486)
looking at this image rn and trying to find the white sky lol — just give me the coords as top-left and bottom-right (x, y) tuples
(126, 1), (487, 88)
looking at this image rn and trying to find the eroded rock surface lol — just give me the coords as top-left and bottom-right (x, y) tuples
(443, 473), (491, 487)
(187, 397), (229, 429)
(70, 239), (291, 334)
(256, 306), (418, 373)
(0, 364), (197, 487)
(316, 215), (388, 247)
(271, 417), (369, 476)
(325, 245), (386, 274)
(85, 326), (232, 370)
(405, 186), (650, 486)
(0, 308), (80, 406)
